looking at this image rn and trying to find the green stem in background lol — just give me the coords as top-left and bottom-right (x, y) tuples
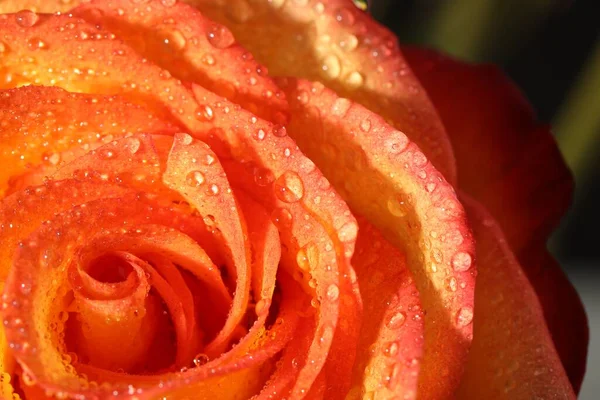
(550, 38), (600, 255)
(424, 0), (559, 62)
(554, 38), (600, 186)
(424, 0), (494, 62)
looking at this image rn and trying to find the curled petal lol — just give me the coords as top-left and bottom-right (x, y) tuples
(348, 218), (424, 399)
(405, 47), (587, 391)
(164, 133), (251, 356)
(278, 78), (476, 399)
(185, 0), (456, 181)
(0, 86), (176, 194)
(458, 195), (575, 399)
(74, 0), (288, 123)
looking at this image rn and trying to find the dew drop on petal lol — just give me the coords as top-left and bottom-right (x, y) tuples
(186, 171), (205, 187)
(384, 341), (399, 357)
(27, 37), (47, 50)
(387, 197), (407, 217)
(345, 71), (364, 88)
(334, 7), (355, 26)
(180, 133), (193, 145)
(207, 24), (235, 49)
(271, 207), (293, 229)
(255, 298), (270, 316)
(331, 98), (351, 117)
(322, 54), (341, 79)
(326, 284), (340, 301)
(338, 221), (358, 242)
(452, 252), (472, 272)
(159, 28), (187, 52)
(207, 184), (219, 195)
(456, 307), (473, 327)
(254, 128), (266, 141)
(272, 124), (287, 138)
(195, 104), (214, 121)
(253, 167), (275, 187)
(386, 311), (406, 329)
(15, 10), (39, 28)
(125, 137), (141, 154)
(274, 171), (304, 203)
(385, 131), (408, 154)
(193, 353), (209, 367)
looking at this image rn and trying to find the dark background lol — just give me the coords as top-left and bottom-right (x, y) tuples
(370, 0), (599, 396)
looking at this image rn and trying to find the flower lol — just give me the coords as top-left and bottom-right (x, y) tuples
(0, 1), (587, 399)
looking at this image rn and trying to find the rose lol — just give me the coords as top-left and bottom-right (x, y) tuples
(0, 0), (587, 399)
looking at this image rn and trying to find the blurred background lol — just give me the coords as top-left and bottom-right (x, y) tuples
(367, 0), (598, 397)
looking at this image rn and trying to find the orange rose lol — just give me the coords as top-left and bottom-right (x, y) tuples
(0, 1), (587, 399)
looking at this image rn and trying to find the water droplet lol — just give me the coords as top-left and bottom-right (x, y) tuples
(296, 243), (319, 271)
(47, 153), (61, 166)
(338, 221), (358, 242)
(326, 284), (339, 301)
(226, 0), (255, 23)
(208, 184), (219, 195)
(387, 197), (407, 217)
(322, 54), (341, 79)
(27, 37), (47, 50)
(271, 207), (293, 229)
(334, 7), (355, 26)
(452, 252), (472, 272)
(161, 0), (177, 6)
(15, 10), (39, 28)
(180, 133), (193, 145)
(255, 298), (270, 316)
(297, 90), (310, 104)
(318, 324), (334, 344)
(384, 341), (399, 357)
(193, 353), (209, 367)
(19, 282), (32, 295)
(253, 167), (275, 186)
(125, 137), (141, 154)
(158, 27), (187, 52)
(360, 118), (371, 132)
(412, 152), (427, 167)
(456, 307), (473, 327)
(331, 97), (351, 116)
(274, 171), (304, 203)
(345, 71), (363, 88)
(195, 104), (214, 121)
(202, 54), (216, 66)
(272, 124), (287, 137)
(385, 131), (408, 154)
(186, 171), (205, 187)
(445, 276), (458, 292)
(0, 41), (9, 55)
(254, 128), (266, 141)
(339, 33), (358, 52)
(99, 149), (115, 159)
(386, 311), (406, 329)
(207, 24), (235, 49)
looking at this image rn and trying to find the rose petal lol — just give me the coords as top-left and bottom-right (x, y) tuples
(403, 47), (572, 251)
(347, 218), (424, 400)
(458, 195), (576, 399)
(0, 1), (74, 13)
(73, 0), (288, 124)
(404, 47), (587, 391)
(0, 12), (199, 129)
(0, 86), (176, 195)
(278, 78), (476, 399)
(184, 0), (456, 181)
(163, 133), (251, 357)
